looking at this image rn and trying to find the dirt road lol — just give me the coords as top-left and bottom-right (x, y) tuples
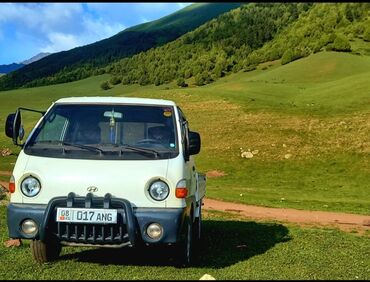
(203, 198), (370, 234)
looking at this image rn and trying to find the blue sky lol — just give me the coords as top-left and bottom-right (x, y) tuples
(0, 3), (192, 64)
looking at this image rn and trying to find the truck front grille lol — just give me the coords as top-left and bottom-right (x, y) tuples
(56, 213), (129, 245)
(45, 192), (136, 246)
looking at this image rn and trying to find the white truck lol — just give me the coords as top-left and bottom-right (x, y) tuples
(5, 97), (206, 266)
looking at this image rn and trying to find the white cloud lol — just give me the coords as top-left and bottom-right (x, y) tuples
(40, 32), (79, 53)
(0, 3), (190, 63)
(82, 17), (125, 42)
(0, 3), (84, 33)
(0, 3), (128, 54)
(84, 3), (192, 25)
(177, 3), (191, 9)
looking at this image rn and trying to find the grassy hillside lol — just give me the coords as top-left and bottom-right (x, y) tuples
(0, 51), (369, 215)
(102, 3), (370, 88)
(108, 3), (311, 86)
(211, 51), (370, 116)
(0, 3), (241, 90)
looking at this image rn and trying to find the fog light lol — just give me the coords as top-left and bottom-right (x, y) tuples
(21, 219), (38, 236)
(146, 223), (163, 240)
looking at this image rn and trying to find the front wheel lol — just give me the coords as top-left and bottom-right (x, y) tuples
(30, 238), (61, 263)
(177, 217), (194, 267)
(194, 200), (202, 242)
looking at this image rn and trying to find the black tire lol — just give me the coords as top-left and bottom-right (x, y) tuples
(30, 238), (61, 263)
(177, 216), (194, 267)
(194, 200), (202, 242)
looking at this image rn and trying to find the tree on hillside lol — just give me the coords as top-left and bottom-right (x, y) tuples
(176, 77), (188, 87)
(281, 49), (294, 65)
(100, 81), (111, 90)
(332, 35), (351, 52)
(109, 76), (121, 85)
(363, 28), (370, 42)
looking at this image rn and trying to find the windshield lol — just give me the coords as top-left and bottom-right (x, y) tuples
(24, 103), (179, 160)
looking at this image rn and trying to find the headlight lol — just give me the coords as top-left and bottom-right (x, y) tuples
(148, 180), (169, 201)
(21, 176), (41, 197)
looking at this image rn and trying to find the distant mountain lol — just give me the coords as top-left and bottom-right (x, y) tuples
(20, 52), (51, 65)
(0, 52), (51, 75)
(0, 63), (25, 74)
(0, 3), (242, 90)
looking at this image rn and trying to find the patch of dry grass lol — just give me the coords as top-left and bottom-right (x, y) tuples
(180, 96), (370, 162)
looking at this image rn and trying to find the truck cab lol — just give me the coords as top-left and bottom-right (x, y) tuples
(5, 97), (206, 266)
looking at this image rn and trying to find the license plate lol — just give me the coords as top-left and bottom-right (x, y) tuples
(56, 208), (117, 224)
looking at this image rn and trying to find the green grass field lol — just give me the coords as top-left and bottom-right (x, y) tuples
(0, 50), (370, 280)
(0, 51), (369, 215)
(0, 205), (369, 280)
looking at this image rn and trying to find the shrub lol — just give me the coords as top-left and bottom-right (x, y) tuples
(281, 48), (306, 65)
(176, 77), (188, 87)
(93, 69), (106, 76)
(121, 76), (130, 85)
(194, 73), (205, 86)
(363, 28), (370, 42)
(243, 65), (257, 72)
(100, 81), (111, 90)
(281, 49), (294, 65)
(332, 35), (351, 52)
(154, 78), (161, 86)
(109, 76), (121, 85)
(325, 43), (334, 51)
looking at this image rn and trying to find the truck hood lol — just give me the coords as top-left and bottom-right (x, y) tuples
(20, 155), (170, 207)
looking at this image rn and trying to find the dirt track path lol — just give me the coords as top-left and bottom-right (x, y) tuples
(203, 198), (370, 234)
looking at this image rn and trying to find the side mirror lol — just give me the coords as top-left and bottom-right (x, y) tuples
(189, 131), (201, 155)
(5, 110), (22, 145)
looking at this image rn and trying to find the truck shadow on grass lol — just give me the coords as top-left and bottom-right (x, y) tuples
(60, 219), (291, 268)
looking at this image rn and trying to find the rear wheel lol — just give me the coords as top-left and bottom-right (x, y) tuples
(30, 238), (61, 263)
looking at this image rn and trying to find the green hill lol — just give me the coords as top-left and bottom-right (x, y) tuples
(102, 3), (369, 88)
(251, 52), (370, 83)
(107, 3), (312, 86)
(1, 3), (370, 91)
(0, 3), (242, 91)
(206, 51), (370, 116)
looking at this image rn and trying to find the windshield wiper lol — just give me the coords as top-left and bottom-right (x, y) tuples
(62, 142), (104, 155)
(119, 144), (159, 158)
(30, 140), (104, 155)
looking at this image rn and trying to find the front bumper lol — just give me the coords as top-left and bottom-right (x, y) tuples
(7, 193), (186, 246)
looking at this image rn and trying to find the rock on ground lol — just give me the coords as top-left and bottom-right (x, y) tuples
(4, 239), (22, 248)
(199, 274), (216, 280)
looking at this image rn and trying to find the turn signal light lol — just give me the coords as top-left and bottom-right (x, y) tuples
(175, 188), (188, 198)
(175, 180), (188, 198)
(9, 175), (15, 193)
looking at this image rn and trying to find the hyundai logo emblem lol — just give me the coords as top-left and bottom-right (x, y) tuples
(87, 186), (98, 192)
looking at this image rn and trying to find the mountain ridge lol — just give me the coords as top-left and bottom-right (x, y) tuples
(20, 52), (51, 65)
(0, 3), (242, 90)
